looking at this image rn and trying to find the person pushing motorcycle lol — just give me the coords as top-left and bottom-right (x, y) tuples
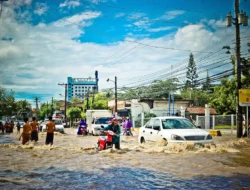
(103, 118), (121, 149)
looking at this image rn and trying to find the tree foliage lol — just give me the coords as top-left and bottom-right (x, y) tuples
(210, 42), (250, 114)
(66, 107), (81, 118)
(118, 79), (178, 100)
(0, 87), (16, 116)
(186, 53), (198, 89)
(83, 93), (109, 110)
(16, 100), (32, 118)
(180, 88), (211, 107)
(202, 74), (211, 91)
(209, 78), (236, 115)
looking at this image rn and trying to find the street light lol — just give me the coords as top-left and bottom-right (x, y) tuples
(107, 76), (117, 115)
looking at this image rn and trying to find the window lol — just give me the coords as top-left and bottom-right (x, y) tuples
(95, 117), (113, 124)
(145, 119), (154, 129)
(162, 119), (196, 129)
(153, 119), (161, 130)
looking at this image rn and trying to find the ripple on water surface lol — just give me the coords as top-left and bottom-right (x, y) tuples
(0, 167), (250, 190)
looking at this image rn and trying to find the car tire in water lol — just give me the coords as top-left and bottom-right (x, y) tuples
(140, 137), (145, 144)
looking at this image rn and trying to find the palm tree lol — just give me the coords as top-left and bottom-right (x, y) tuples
(16, 100), (32, 118)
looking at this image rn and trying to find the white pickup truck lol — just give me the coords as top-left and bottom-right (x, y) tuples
(86, 110), (113, 135)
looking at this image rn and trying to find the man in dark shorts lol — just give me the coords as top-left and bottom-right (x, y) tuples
(45, 116), (56, 145)
(30, 117), (39, 142)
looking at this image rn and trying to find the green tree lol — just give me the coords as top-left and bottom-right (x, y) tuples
(67, 107), (81, 118)
(16, 100), (32, 118)
(210, 42), (250, 114)
(180, 89), (211, 106)
(118, 78), (178, 100)
(39, 102), (52, 120)
(186, 53), (198, 89)
(83, 93), (109, 110)
(71, 97), (82, 107)
(0, 87), (16, 116)
(209, 78), (236, 115)
(202, 74), (211, 91)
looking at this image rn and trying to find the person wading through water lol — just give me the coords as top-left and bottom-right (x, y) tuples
(30, 117), (39, 142)
(103, 117), (121, 149)
(16, 121), (21, 134)
(20, 118), (31, 145)
(45, 116), (56, 145)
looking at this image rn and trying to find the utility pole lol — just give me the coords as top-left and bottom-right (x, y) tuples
(51, 97), (54, 116)
(235, 0), (242, 138)
(226, 0), (248, 138)
(46, 101), (48, 116)
(58, 83), (68, 120)
(0, 0), (8, 19)
(35, 97), (39, 118)
(115, 76), (117, 114)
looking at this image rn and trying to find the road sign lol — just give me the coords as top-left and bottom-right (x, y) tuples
(239, 89), (250, 106)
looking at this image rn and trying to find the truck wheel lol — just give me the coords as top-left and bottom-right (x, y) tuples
(92, 131), (94, 136)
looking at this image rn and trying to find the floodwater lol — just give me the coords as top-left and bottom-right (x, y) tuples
(0, 129), (250, 189)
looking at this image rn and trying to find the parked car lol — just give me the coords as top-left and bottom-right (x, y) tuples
(138, 116), (214, 145)
(40, 119), (65, 133)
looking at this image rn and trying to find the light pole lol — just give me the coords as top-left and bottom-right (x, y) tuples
(107, 76), (117, 115)
(225, 0), (248, 138)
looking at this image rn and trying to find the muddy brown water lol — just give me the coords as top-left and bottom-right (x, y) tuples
(0, 128), (250, 189)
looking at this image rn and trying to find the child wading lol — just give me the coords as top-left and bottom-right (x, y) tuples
(21, 118), (32, 145)
(30, 117), (39, 142)
(45, 116), (56, 145)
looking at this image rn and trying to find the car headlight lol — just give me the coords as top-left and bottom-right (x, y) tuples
(206, 134), (213, 140)
(171, 134), (184, 140)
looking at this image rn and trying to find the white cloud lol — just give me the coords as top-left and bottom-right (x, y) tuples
(59, 0), (81, 8)
(127, 12), (146, 20)
(34, 2), (48, 15)
(115, 13), (125, 18)
(52, 11), (101, 27)
(90, 0), (108, 4)
(133, 19), (150, 29)
(0, 6), (241, 105)
(160, 10), (185, 20)
(147, 26), (174, 32)
(6, 0), (32, 7)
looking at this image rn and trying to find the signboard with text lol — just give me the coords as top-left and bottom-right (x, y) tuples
(239, 89), (250, 106)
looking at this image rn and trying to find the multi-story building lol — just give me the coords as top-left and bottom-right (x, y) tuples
(67, 71), (98, 102)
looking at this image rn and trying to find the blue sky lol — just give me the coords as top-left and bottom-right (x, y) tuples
(0, 0), (249, 107)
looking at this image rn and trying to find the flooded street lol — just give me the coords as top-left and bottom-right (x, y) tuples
(1, 129), (250, 189)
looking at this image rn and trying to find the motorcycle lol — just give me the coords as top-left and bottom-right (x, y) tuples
(95, 128), (117, 151)
(123, 128), (133, 136)
(77, 125), (88, 136)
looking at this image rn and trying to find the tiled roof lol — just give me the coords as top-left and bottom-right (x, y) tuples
(186, 107), (217, 115)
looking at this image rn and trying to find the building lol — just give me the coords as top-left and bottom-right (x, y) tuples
(67, 71), (98, 102)
(108, 98), (193, 121)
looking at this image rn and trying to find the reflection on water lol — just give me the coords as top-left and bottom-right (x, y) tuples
(0, 167), (250, 189)
(0, 129), (250, 189)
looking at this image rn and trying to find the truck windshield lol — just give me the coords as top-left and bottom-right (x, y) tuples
(95, 117), (112, 124)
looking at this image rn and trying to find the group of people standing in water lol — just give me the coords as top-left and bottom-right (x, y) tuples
(20, 116), (55, 145)
(0, 116), (56, 145)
